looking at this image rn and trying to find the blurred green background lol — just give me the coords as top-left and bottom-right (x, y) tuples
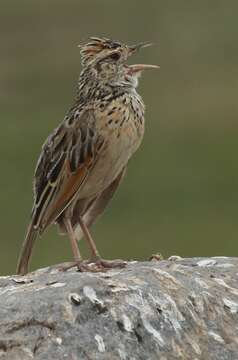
(1, 0), (238, 275)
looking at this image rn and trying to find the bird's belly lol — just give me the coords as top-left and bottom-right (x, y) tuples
(79, 120), (144, 198)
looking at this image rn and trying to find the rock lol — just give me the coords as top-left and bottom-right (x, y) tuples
(0, 257), (238, 359)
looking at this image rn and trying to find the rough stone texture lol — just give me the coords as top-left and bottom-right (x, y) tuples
(0, 257), (238, 359)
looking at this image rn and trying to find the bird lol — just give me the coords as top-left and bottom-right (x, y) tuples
(16, 37), (159, 275)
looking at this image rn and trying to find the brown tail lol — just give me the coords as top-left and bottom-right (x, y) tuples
(16, 221), (38, 275)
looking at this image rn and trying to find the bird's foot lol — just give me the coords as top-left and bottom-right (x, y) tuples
(56, 260), (96, 272)
(88, 256), (127, 270)
(149, 253), (164, 261)
(54, 257), (127, 273)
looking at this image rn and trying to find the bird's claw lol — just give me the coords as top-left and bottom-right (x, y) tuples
(149, 253), (164, 261)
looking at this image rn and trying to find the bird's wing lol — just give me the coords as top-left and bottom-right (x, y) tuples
(32, 108), (104, 232)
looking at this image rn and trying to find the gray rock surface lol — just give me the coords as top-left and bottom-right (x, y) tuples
(0, 257), (238, 359)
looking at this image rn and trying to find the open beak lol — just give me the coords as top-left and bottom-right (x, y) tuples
(127, 63), (160, 75)
(127, 42), (159, 74)
(128, 42), (153, 55)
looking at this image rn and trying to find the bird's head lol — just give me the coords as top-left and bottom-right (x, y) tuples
(78, 37), (159, 86)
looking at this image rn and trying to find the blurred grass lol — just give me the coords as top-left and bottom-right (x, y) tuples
(1, 0), (238, 274)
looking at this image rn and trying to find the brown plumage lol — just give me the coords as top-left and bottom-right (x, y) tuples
(16, 37), (158, 275)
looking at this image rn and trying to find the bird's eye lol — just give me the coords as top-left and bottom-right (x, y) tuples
(109, 53), (121, 61)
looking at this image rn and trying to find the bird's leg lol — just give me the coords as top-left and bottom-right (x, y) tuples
(78, 216), (100, 258)
(57, 218), (89, 272)
(78, 216), (126, 269)
(65, 218), (82, 261)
